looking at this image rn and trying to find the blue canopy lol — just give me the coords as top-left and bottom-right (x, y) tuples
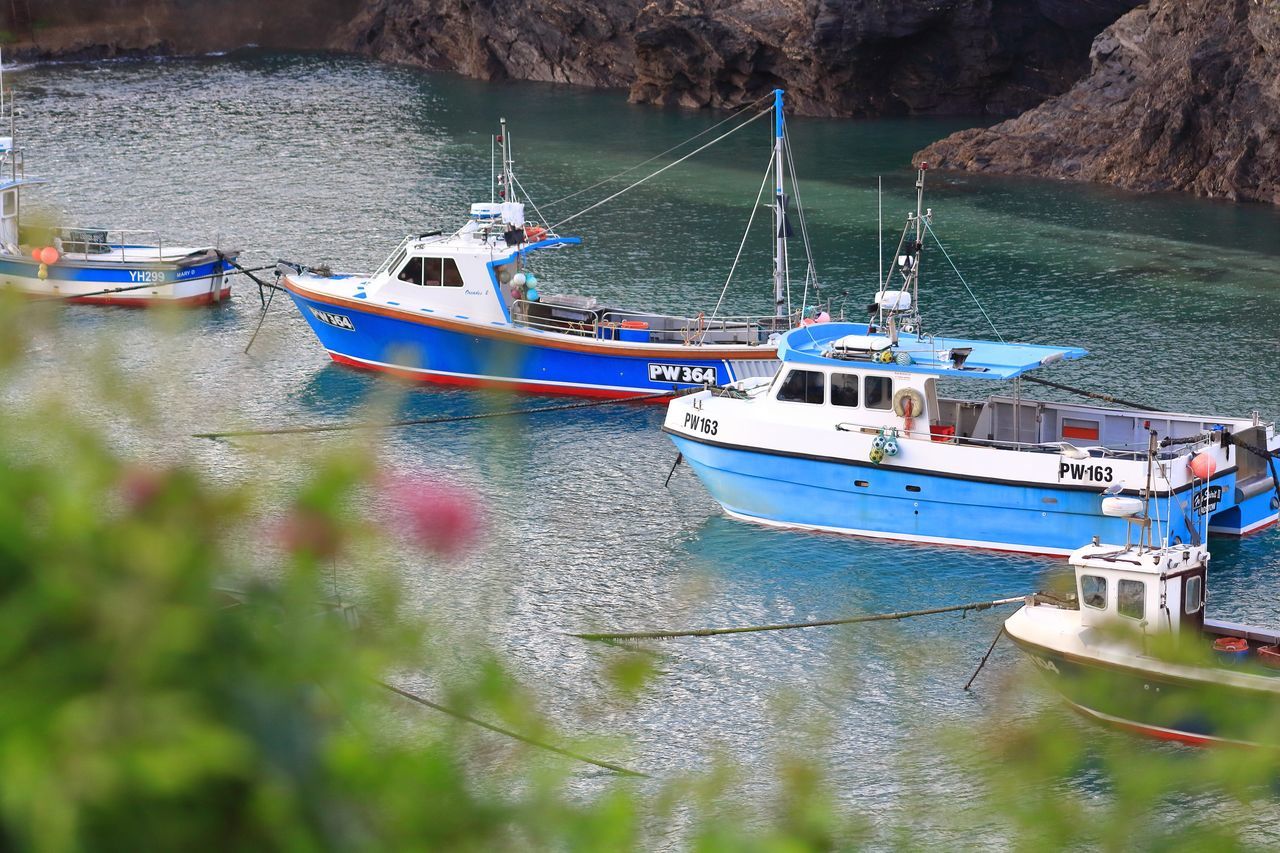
(778, 322), (1087, 381)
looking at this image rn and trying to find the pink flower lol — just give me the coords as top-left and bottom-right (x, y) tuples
(118, 465), (167, 510)
(380, 473), (482, 559)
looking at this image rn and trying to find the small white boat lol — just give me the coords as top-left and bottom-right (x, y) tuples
(663, 166), (1280, 554)
(0, 61), (237, 306)
(1006, 451), (1280, 747)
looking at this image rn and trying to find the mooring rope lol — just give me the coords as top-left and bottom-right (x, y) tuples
(194, 387), (692, 440)
(379, 680), (648, 777)
(29, 263), (275, 303)
(1019, 375), (1156, 412)
(570, 596), (1027, 641)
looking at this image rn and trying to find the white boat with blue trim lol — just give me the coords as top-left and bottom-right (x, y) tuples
(0, 63), (238, 307)
(663, 167), (1280, 555)
(279, 92), (817, 399)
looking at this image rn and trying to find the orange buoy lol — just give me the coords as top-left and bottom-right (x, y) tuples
(40, 246), (59, 265)
(1189, 451), (1217, 481)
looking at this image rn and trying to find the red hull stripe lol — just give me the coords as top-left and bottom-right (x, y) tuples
(326, 352), (667, 402)
(1063, 699), (1258, 748)
(51, 287), (231, 308)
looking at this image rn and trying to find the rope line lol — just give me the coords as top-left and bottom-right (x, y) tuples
(922, 219), (1004, 343)
(194, 388), (690, 440)
(380, 681), (648, 777)
(1019, 375), (1156, 412)
(698, 154), (774, 342)
(541, 92), (775, 210)
(29, 263), (273, 303)
(570, 596), (1027, 641)
(550, 107), (771, 232)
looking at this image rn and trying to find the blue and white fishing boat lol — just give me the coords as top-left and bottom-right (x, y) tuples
(0, 61), (238, 307)
(663, 166), (1280, 555)
(279, 92), (814, 399)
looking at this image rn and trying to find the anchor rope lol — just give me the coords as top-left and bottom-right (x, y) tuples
(380, 680), (648, 777)
(541, 91), (775, 211)
(549, 106), (772, 232)
(570, 595), (1028, 641)
(1018, 375), (1156, 412)
(194, 387), (695, 440)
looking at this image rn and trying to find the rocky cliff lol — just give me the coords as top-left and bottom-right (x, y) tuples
(339, 0), (1140, 117)
(5, 0), (360, 60)
(916, 0), (1280, 204)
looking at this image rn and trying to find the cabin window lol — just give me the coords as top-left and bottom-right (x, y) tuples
(1118, 579), (1145, 621)
(1, 190), (15, 218)
(385, 248), (407, 276)
(777, 369), (825, 404)
(864, 375), (892, 410)
(831, 373), (859, 407)
(1062, 418), (1100, 442)
(1185, 576), (1204, 614)
(423, 257), (465, 287)
(1081, 575), (1107, 610)
(397, 257), (425, 285)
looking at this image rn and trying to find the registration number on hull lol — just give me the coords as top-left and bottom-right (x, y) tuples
(309, 306), (355, 331)
(648, 363), (717, 385)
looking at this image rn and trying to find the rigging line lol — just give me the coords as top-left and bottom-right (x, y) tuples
(570, 596), (1027, 641)
(782, 129), (820, 313)
(922, 218), (1005, 343)
(1018, 375), (1156, 412)
(540, 91), (776, 210)
(509, 172), (552, 231)
(549, 107), (772, 232)
(698, 153), (774, 341)
(379, 681), (648, 777)
(193, 388), (690, 440)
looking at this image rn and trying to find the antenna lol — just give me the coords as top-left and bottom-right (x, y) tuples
(877, 176), (882, 289)
(772, 89), (786, 318)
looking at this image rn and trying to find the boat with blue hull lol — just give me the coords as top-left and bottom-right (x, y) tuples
(280, 92), (822, 399)
(0, 63), (238, 306)
(663, 167), (1280, 555)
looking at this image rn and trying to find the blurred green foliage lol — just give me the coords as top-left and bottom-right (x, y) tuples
(1, 296), (1279, 851)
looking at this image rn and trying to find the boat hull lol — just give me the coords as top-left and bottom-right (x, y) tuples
(284, 281), (779, 399)
(664, 431), (1241, 555)
(1006, 632), (1280, 748)
(0, 253), (235, 306)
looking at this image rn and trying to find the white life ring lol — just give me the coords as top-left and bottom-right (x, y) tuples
(892, 387), (925, 419)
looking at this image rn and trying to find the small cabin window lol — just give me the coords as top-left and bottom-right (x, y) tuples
(777, 369), (825, 404)
(1062, 418), (1100, 442)
(1, 190), (15, 218)
(831, 373), (859, 407)
(423, 257), (465, 287)
(1185, 576), (1204, 614)
(1118, 579), (1145, 620)
(864, 375), (892, 410)
(397, 257), (425, 285)
(1081, 575), (1107, 610)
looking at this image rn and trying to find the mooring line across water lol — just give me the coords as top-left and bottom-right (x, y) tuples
(379, 680), (649, 777)
(570, 596), (1028, 641)
(193, 388), (689, 440)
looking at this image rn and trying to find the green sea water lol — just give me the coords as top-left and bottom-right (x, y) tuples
(12, 51), (1280, 842)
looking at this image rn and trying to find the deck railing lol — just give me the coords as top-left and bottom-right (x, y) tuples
(54, 228), (165, 264)
(508, 299), (792, 346)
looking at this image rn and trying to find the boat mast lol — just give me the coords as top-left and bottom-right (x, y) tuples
(913, 164), (926, 320)
(499, 117), (516, 205)
(772, 88), (786, 318)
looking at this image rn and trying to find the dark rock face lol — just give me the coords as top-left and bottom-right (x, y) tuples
(916, 0), (1280, 204)
(341, 0), (1141, 117)
(4, 0), (360, 61)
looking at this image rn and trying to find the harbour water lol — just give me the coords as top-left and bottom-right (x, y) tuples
(13, 51), (1280, 841)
